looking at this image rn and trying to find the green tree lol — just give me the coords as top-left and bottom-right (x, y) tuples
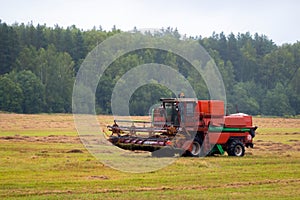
(226, 33), (241, 67)
(253, 33), (276, 57)
(34, 24), (47, 49)
(129, 84), (174, 115)
(83, 27), (108, 52)
(286, 42), (300, 114)
(228, 82), (260, 115)
(8, 70), (45, 113)
(0, 76), (23, 112)
(261, 83), (294, 116)
(38, 45), (74, 112)
(15, 45), (39, 73)
(208, 49), (235, 93)
(0, 21), (20, 74)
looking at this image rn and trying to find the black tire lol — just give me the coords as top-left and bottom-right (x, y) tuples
(227, 140), (245, 157)
(184, 137), (202, 157)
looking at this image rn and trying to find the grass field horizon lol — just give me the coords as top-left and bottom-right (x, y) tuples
(1, 113), (299, 199)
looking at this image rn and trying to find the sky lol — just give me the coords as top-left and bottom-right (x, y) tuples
(0, 0), (299, 45)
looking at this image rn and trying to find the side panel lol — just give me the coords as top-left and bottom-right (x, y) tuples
(209, 132), (252, 144)
(224, 115), (253, 128)
(197, 100), (224, 116)
(209, 132), (230, 144)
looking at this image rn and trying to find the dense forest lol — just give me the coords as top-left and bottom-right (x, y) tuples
(0, 20), (299, 116)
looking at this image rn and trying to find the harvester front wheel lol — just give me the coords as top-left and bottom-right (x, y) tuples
(227, 140), (245, 157)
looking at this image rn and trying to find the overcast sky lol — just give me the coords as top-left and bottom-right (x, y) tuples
(1, 0), (299, 45)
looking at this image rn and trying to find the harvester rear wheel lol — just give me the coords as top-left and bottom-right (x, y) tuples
(184, 137), (202, 157)
(227, 140), (245, 157)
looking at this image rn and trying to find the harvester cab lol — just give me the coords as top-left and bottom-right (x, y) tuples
(152, 98), (198, 132)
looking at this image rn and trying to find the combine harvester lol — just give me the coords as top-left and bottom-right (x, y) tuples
(107, 97), (257, 157)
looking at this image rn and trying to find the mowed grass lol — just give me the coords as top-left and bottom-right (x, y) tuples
(0, 114), (299, 199)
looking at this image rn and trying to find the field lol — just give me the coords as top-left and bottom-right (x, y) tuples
(0, 113), (299, 199)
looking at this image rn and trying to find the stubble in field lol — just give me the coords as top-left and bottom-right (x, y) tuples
(0, 113), (299, 199)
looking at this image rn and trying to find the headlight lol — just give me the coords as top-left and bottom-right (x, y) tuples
(247, 134), (252, 141)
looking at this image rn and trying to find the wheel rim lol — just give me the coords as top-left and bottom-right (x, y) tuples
(191, 142), (201, 156)
(234, 145), (243, 156)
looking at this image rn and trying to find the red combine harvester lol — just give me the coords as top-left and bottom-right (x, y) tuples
(107, 98), (257, 157)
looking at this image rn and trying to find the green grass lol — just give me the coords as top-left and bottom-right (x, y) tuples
(258, 127), (300, 134)
(1, 133), (299, 200)
(255, 127), (299, 145)
(1, 116), (300, 200)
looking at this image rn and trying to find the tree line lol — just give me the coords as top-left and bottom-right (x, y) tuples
(0, 20), (299, 116)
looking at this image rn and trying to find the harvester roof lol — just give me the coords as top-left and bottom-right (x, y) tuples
(160, 98), (198, 103)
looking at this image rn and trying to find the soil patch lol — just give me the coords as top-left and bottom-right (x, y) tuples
(253, 140), (300, 152)
(0, 135), (80, 143)
(66, 149), (84, 153)
(253, 117), (300, 129)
